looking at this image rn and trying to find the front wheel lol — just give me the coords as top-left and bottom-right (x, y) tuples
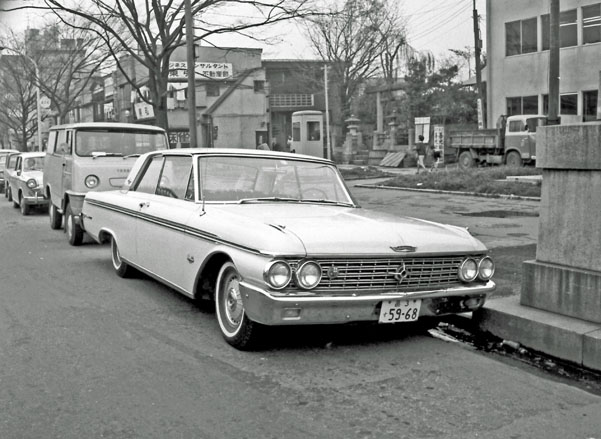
(111, 236), (133, 278)
(65, 204), (84, 246)
(458, 151), (475, 169)
(215, 261), (261, 350)
(20, 195), (30, 216)
(49, 201), (62, 230)
(506, 151), (523, 167)
(6, 187), (12, 202)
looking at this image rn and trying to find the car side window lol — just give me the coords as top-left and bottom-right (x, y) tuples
(56, 129), (72, 155)
(133, 155), (164, 194)
(156, 156), (193, 200)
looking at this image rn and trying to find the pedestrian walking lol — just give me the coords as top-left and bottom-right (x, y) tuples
(415, 135), (428, 174)
(431, 144), (442, 171)
(286, 135), (292, 151)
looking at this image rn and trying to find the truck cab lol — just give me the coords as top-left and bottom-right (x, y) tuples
(503, 114), (547, 167)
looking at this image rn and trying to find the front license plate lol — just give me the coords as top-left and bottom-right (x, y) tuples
(379, 299), (421, 323)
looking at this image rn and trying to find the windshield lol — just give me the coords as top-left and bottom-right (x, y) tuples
(75, 129), (168, 157)
(23, 157), (44, 171)
(198, 156), (353, 205)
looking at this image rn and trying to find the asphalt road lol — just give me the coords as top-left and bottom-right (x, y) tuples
(1, 191), (601, 439)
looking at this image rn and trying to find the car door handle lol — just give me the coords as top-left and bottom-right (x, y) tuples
(139, 202), (149, 208)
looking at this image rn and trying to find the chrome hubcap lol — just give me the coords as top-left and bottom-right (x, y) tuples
(224, 277), (243, 327)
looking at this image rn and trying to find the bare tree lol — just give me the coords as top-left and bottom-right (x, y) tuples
(10, 0), (321, 131)
(305, 0), (407, 123)
(0, 41), (38, 151)
(27, 21), (111, 124)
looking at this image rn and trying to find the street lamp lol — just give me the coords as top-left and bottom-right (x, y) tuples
(0, 46), (43, 151)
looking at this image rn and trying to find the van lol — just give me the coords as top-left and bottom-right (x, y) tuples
(44, 122), (170, 245)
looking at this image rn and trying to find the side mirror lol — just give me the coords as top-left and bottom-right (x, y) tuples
(17, 170), (21, 176)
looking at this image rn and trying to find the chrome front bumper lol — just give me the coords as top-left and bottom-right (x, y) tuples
(22, 193), (49, 206)
(240, 281), (496, 326)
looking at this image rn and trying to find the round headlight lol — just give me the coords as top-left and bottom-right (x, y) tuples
(295, 260), (322, 289)
(26, 178), (37, 189)
(85, 175), (99, 188)
(478, 256), (495, 280)
(458, 258), (478, 282)
(264, 260), (292, 290)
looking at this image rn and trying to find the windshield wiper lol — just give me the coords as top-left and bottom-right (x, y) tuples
(238, 197), (302, 204)
(301, 199), (355, 207)
(91, 152), (124, 159)
(123, 153), (141, 159)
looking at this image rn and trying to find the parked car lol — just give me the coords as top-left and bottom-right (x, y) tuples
(2, 151), (20, 199)
(81, 149), (496, 350)
(44, 122), (170, 245)
(5, 152), (48, 215)
(0, 149), (19, 194)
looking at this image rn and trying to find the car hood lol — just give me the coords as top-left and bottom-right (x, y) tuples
(210, 204), (486, 256)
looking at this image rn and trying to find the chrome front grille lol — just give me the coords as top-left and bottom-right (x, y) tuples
(292, 256), (474, 293)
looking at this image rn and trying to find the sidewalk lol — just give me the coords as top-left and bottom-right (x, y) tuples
(348, 173), (601, 373)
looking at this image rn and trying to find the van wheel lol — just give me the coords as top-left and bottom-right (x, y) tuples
(458, 151), (474, 169)
(7, 187), (12, 202)
(111, 236), (132, 278)
(65, 204), (84, 246)
(215, 261), (262, 350)
(20, 195), (30, 216)
(506, 151), (523, 167)
(49, 202), (63, 230)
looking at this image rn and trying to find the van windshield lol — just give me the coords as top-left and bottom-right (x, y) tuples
(75, 129), (168, 157)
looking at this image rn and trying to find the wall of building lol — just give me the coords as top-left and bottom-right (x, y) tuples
(486, 0), (601, 127)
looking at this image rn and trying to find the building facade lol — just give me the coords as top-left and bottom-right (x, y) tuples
(263, 60), (340, 151)
(486, 0), (601, 127)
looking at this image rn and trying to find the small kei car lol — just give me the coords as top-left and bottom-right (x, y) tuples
(6, 152), (48, 215)
(0, 149), (19, 194)
(81, 149), (496, 349)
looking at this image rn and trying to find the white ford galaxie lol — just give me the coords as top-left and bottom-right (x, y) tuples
(81, 149), (495, 349)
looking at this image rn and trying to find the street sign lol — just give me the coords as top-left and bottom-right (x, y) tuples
(39, 95), (51, 109)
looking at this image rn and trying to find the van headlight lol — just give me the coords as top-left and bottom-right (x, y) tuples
(478, 256), (495, 280)
(27, 178), (38, 189)
(458, 258), (478, 282)
(264, 260), (292, 290)
(85, 175), (100, 188)
(295, 260), (322, 289)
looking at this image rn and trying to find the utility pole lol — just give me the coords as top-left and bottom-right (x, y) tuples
(548, 0), (560, 125)
(323, 64), (332, 160)
(185, 0), (197, 148)
(473, 0), (485, 128)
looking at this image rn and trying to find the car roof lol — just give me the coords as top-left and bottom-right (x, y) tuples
(0, 149), (19, 155)
(48, 122), (166, 132)
(155, 148), (334, 164)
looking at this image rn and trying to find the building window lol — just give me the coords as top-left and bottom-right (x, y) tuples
(206, 83), (220, 97)
(542, 9), (578, 49)
(253, 80), (265, 92)
(270, 94), (314, 108)
(583, 90), (598, 121)
(583, 3), (601, 44)
(506, 96), (538, 115)
(506, 18), (537, 56)
(560, 93), (578, 115)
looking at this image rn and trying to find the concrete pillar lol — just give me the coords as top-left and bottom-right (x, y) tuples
(521, 123), (601, 323)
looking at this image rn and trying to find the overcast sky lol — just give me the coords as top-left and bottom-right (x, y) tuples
(0, 0), (485, 61)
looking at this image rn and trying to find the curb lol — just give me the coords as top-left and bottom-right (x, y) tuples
(353, 183), (542, 201)
(473, 296), (601, 372)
